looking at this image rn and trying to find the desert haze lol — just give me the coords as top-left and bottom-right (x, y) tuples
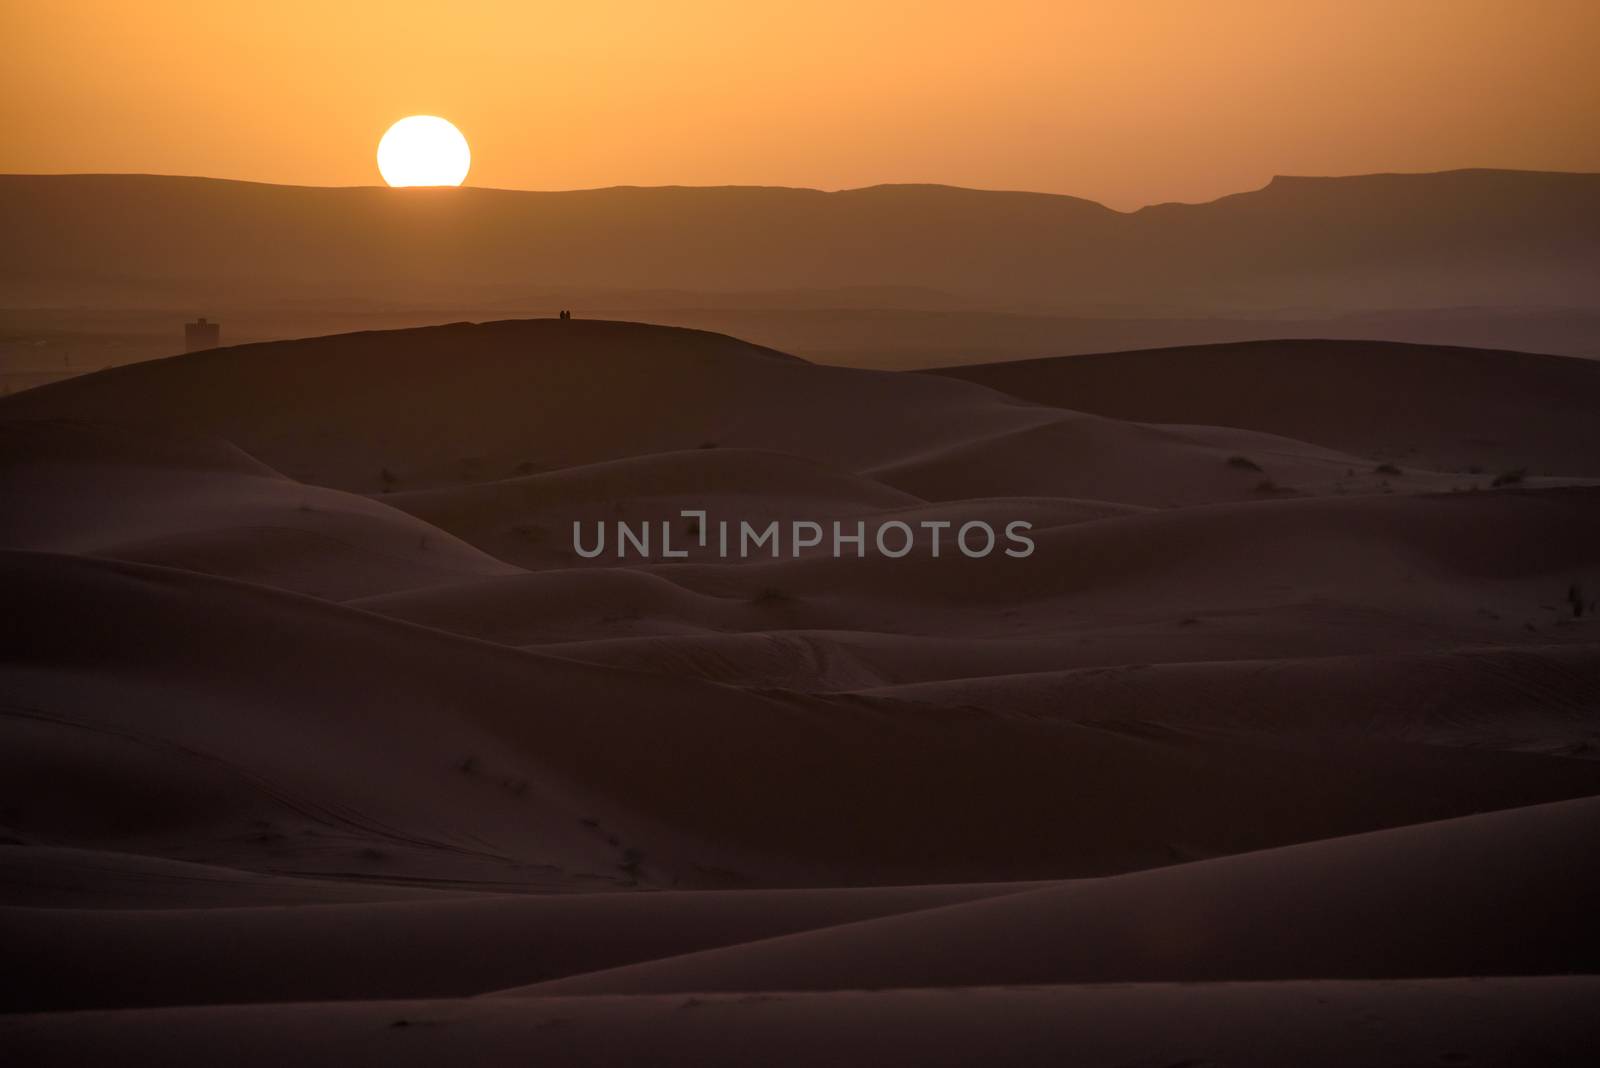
(2, 312), (1600, 1064)
(3, 169), (1598, 386)
(8, 169), (1598, 306)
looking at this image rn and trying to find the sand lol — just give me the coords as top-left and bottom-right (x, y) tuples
(934, 337), (1600, 476)
(3, 318), (1597, 1063)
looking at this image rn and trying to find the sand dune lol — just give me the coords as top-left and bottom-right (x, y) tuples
(2, 319), (1040, 492)
(507, 795), (1600, 996)
(5, 317), (1597, 1062)
(18, 978), (1600, 1068)
(363, 485), (1599, 659)
(533, 631), (901, 691)
(2, 319), (1480, 507)
(2, 880), (1039, 1013)
(5, 979), (1597, 1067)
(0, 420), (515, 598)
(0, 846), (474, 910)
(864, 644), (1600, 757)
(531, 612), (1593, 692)
(651, 485), (1600, 622)
(384, 447), (922, 570)
(0, 550), (641, 889)
(867, 410), (1397, 506)
(354, 567), (772, 644)
(936, 338), (1600, 476)
(9, 550), (1597, 892)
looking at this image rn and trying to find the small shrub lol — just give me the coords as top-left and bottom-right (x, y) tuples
(699, 440), (719, 449)
(1226, 455), (1263, 472)
(514, 460), (538, 476)
(1374, 462), (1402, 476)
(513, 523), (548, 544)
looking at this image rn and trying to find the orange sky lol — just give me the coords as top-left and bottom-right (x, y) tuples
(3, 0), (1597, 210)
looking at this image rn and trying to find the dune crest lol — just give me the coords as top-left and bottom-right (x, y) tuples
(5, 318), (1597, 1063)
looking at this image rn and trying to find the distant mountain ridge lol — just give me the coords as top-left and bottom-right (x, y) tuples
(2, 170), (1596, 312)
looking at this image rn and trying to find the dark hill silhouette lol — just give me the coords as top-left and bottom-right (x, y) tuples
(0, 319), (813, 491)
(933, 338), (1600, 475)
(7, 317), (1384, 507)
(2, 170), (1595, 311)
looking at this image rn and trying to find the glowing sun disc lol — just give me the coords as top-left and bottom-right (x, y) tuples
(377, 116), (471, 187)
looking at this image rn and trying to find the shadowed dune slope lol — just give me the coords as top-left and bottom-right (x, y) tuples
(6, 551), (1599, 889)
(934, 338), (1600, 476)
(0, 318), (1436, 507)
(529, 612), (1600, 694)
(0, 847), (475, 910)
(347, 486), (1600, 695)
(0, 319), (1026, 492)
(0, 420), (516, 599)
(506, 795), (1600, 997)
(4, 979), (1597, 1068)
(3, 309), (1600, 1065)
(0, 881), (1039, 1013)
(383, 447), (923, 570)
(376, 486), (1600, 643)
(638, 485), (1600, 615)
(862, 644), (1600, 758)
(865, 411), (1473, 505)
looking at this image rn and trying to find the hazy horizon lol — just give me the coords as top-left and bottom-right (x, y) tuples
(5, 1), (1597, 211)
(7, 164), (1600, 211)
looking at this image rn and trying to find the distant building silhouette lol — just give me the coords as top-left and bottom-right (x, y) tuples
(185, 317), (220, 352)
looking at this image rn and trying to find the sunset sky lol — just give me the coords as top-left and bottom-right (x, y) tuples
(4, 0), (1597, 210)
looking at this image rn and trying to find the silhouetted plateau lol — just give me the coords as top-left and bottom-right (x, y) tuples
(3, 170), (1597, 382)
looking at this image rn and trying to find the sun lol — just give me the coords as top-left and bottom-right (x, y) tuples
(376, 116), (471, 188)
